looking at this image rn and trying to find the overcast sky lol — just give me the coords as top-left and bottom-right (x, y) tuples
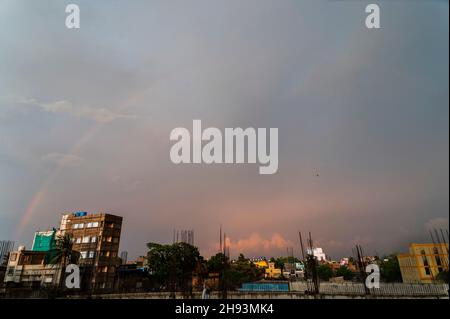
(0, 0), (448, 260)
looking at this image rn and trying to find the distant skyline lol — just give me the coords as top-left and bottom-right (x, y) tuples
(0, 0), (448, 260)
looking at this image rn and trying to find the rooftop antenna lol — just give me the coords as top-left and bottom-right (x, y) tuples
(220, 225), (223, 253)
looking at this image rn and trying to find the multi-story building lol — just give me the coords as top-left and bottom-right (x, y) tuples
(4, 245), (62, 288)
(0, 240), (15, 265)
(398, 243), (449, 284)
(60, 211), (123, 290)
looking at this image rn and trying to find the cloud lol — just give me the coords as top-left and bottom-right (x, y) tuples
(425, 217), (449, 232)
(221, 233), (294, 257)
(10, 96), (136, 123)
(41, 152), (84, 167)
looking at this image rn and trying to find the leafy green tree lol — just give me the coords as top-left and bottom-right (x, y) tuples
(336, 266), (354, 280)
(227, 254), (264, 288)
(207, 253), (228, 273)
(317, 264), (333, 281)
(271, 257), (285, 272)
(147, 242), (202, 293)
(45, 233), (80, 289)
(379, 255), (402, 282)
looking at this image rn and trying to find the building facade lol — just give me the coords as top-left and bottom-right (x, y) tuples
(306, 247), (327, 262)
(4, 246), (62, 288)
(265, 262), (282, 278)
(398, 243), (449, 284)
(60, 212), (123, 290)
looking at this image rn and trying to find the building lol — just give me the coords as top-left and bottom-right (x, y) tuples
(398, 243), (449, 284)
(265, 262), (282, 279)
(240, 281), (289, 292)
(115, 263), (151, 292)
(4, 245), (62, 288)
(253, 260), (268, 269)
(0, 240), (15, 265)
(192, 272), (220, 291)
(306, 247), (327, 262)
(32, 230), (57, 252)
(0, 265), (6, 287)
(120, 251), (128, 265)
(60, 211), (123, 290)
(133, 256), (147, 268)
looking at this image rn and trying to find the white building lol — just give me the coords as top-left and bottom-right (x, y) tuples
(306, 247), (327, 262)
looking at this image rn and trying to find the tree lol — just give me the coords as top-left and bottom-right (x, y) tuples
(207, 253), (228, 273)
(227, 254), (264, 289)
(379, 255), (402, 282)
(147, 242), (202, 294)
(269, 257), (285, 273)
(317, 264), (333, 281)
(336, 266), (354, 280)
(45, 233), (80, 289)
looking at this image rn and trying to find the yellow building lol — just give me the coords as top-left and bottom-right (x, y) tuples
(397, 243), (449, 284)
(253, 260), (269, 269)
(265, 262), (282, 279)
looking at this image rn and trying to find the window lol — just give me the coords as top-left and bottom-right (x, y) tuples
(111, 252), (117, 257)
(88, 251), (95, 258)
(75, 238), (82, 244)
(7, 267), (14, 276)
(82, 236), (90, 243)
(102, 266), (108, 272)
(91, 236), (97, 243)
(436, 255), (442, 266)
(86, 222), (99, 228)
(105, 251), (110, 257)
(10, 253), (17, 262)
(107, 236), (112, 242)
(80, 251), (87, 259)
(113, 237), (119, 243)
(421, 250), (429, 266)
(433, 247), (443, 266)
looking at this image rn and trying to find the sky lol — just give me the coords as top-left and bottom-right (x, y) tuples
(0, 0), (448, 261)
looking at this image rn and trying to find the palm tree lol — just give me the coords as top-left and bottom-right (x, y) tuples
(45, 233), (80, 289)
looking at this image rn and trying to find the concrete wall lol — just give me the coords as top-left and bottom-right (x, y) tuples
(85, 288), (449, 299)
